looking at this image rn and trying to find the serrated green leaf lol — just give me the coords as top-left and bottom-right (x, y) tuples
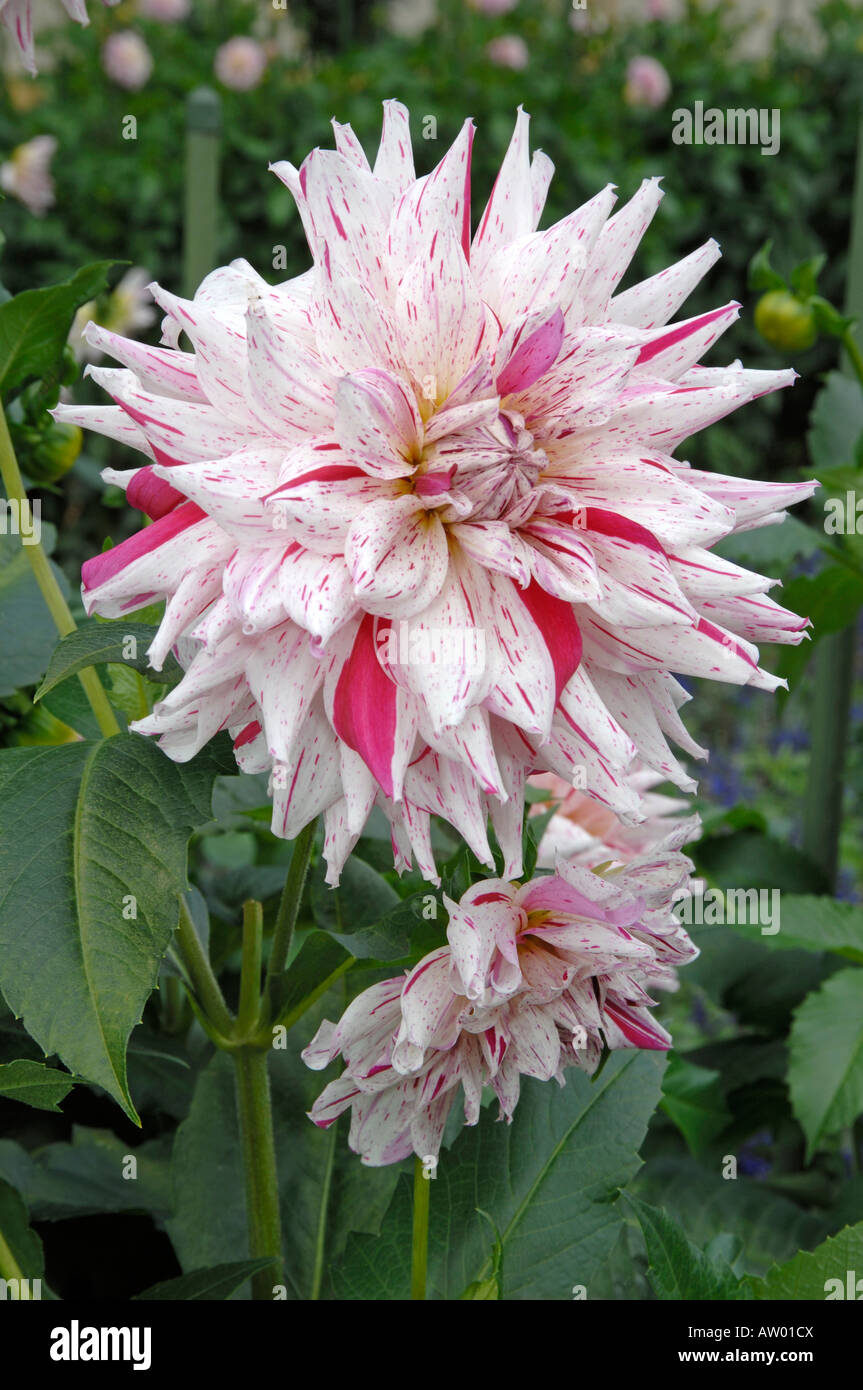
(0, 262), (116, 399)
(0, 735), (232, 1119)
(35, 619), (182, 702)
(332, 1051), (666, 1300)
(788, 969), (863, 1160)
(0, 1059), (75, 1112)
(622, 1192), (749, 1300)
(808, 371), (863, 475)
(133, 1260), (274, 1301)
(749, 1222), (863, 1299)
(634, 1157), (826, 1279)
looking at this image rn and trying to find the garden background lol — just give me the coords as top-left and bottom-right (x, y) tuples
(1, 0), (862, 1301)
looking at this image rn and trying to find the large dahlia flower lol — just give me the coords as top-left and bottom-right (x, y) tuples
(303, 821), (699, 1165)
(63, 104), (813, 885)
(1, 0), (119, 75)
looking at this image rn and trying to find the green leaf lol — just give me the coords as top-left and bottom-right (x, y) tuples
(693, 829), (828, 895)
(35, 619), (182, 702)
(728, 894), (863, 963)
(634, 1157), (827, 1279)
(788, 969), (863, 1160)
(808, 371), (863, 475)
(332, 1051), (666, 1300)
(134, 1260), (274, 1301)
(0, 1059), (75, 1112)
(660, 1054), (731, 1156)
(789, 254), (826, 300)
(310, 856), (411, 960)
(0, 262), (116, 399)
(748, 239), (785, 292)
(0, 1129), (172, 1222)
(270, 930), (353, 1027)
(0, 735), (232, 1120)
(749, 1222), (863, 1299)
(622, 1193), (749, 1300)
(0, 522), (70, 698)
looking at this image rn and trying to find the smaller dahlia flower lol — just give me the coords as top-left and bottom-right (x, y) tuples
(624, 55), (671, 111)
(0, 0), (119, 76)
(487, 34), (528, 69)
(102, 30), (153, 90)
(304, 825), (698, 1165)
(0, 133), (56, 215)
(529, 767), (690, 868)
(214, 36), (267, 92)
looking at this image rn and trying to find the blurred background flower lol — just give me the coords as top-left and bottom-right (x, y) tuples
(214, 33), (267, 90)
(623, 53), (671, 108)
(0, 132), (56, 213)
(101, 29), (152, 89)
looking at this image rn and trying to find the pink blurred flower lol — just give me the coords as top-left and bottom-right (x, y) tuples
(214, 36), (267, 92)
(138, 0), (190, 19)
(0, 0), (119, 76)
(0, 134), (56, 215)
(486, 34), (528, 69)
(304, 838), (698, 1165)
(646, 0), (672, 18)
(102, 30), (153, 90)
(624, 55), (671, 110)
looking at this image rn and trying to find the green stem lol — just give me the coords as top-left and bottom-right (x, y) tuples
(233, 1047), (283, 1301)
(237, 900), (263, 1037)
(411, 1155), (431, 1301)
(801, 625), (855, 891)
(264, 818), (317, 1005)
(0, 1225), (28, 1292)
(310, 1119), (338, 1300)
(175, 895), (234, 1040)
(841, 327), (863, 392)
(160, 974), (185, 1035)
(0, 407), (120, 740)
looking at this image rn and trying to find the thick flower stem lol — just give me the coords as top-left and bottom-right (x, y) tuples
(411, 1156), (431, 1301)
(264, 818), (317, 1010)
(238, 900), (264, 1036)
(233, 1047), (283, 1301)
(0, 407), (120, 740)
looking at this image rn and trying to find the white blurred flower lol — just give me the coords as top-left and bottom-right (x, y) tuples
(214, 36), (267, 92)
(0, 134), (56, 215)
(386, 0), (437, 39)
(102, 30), (153, 90)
